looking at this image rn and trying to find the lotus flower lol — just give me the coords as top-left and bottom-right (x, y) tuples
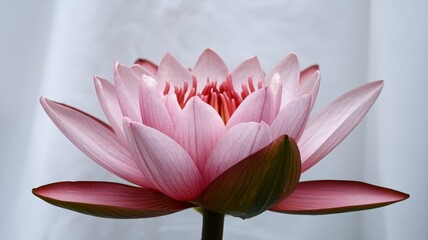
(33, 49), (408, 227)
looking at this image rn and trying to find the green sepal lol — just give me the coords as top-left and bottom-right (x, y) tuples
(197, 135), (301, 219)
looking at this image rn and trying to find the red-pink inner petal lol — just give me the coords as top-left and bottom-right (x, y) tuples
(167, 74), (263, 123)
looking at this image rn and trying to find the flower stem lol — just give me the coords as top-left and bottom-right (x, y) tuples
(201, 208), (225, 240)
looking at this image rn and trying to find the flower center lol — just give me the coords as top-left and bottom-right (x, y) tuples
(164, 75), (263, 123)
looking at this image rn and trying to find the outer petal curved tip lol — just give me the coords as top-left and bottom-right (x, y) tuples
(33, 181), (192, 219)
(39, 96), (47, 104)
(271, 180), (409, 215)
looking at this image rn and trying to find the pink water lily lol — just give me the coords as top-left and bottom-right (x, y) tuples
(33, 49), (408, 223)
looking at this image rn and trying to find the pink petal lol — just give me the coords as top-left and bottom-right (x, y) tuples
(271, 94), (312, 141)
(134, 58), (158, 76)
(300, 65), (319, 87)
(163, 93), (181, 128)
(203, 122), (272, 185)
(271, 180), (409, 214)
(299, 69), (320, 111)
(124, 119), (203, 201)
(94, 76), (127, 145)
(231, 56), (264, 90)
(173, 97), (226, 171)
(266, 53), (300, 107)
(131, 64), (155, 78)
(33, 181), (191, 218)
(192, 49), (228, 84)
(40, 97), (148, 187)
(157, 53), (192, 93)
(299, 81), (384, 172)
(139, 75), (174, 137)
(269, 73), (283, 118)
(226, 87), (276, 128)
(114, 62), (142, 122)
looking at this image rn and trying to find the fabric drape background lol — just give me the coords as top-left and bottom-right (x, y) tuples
(1, 0), (426, 239)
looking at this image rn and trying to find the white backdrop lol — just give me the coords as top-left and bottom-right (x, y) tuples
(1, 0), (427, 239)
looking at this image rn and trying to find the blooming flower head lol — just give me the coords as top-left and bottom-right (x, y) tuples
(33, 49), (408, 220)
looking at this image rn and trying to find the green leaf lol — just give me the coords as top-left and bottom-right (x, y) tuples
(197, 135), (301, 219)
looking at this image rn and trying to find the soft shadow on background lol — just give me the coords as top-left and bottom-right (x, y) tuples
(1, 0), (426, 239)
